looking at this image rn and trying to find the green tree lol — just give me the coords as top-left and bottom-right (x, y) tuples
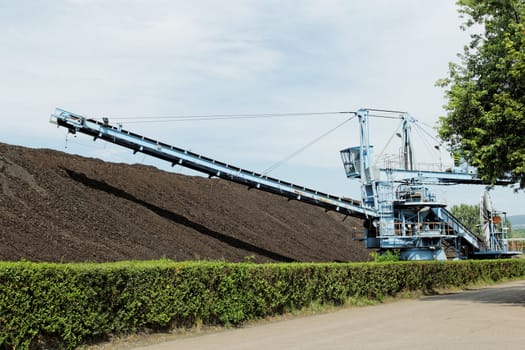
(450, 203), (481, 234)
(511, 228), (525, 238)
(437, 0), (525, 188)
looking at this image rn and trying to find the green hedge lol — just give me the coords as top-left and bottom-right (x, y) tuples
(1, 259), (524, 349)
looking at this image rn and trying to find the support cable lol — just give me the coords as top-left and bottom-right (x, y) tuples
(413, 126), (435, 157)
(414, 123), (441, 155)
(416, 120), (443, 144)
(374, 119), (404, 168)
(91, 110), (401, 124)
(262, 115), (356, 175)
(104, 111), (356, 124)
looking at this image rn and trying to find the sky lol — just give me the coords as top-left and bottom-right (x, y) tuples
(1, 0), (523, 215)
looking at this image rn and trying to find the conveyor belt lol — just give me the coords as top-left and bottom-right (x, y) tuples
(51, 108), (377, 219)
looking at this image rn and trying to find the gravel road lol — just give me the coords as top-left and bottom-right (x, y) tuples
(135, 280), (525, 350)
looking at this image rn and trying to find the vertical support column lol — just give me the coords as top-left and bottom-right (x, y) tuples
(357, 109), (376, 208)
(401, 114), (415, 171)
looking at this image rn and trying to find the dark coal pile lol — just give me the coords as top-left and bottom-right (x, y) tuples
(0, 143), (368, 263)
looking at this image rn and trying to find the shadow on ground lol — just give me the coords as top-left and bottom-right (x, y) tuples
(422, 280), (525, 306)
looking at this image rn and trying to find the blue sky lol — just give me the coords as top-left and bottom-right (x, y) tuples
(1, 0), (523, 215)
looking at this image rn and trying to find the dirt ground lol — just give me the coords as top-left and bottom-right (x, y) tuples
(0, 143), (368, 263)
(133, 279), (525, 350)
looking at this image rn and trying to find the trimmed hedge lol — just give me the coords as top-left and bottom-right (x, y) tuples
(1, 259), (524, 349)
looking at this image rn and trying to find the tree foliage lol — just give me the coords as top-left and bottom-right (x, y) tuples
(450, 203), (481, 233)
(511, 228), (525, 237)
(437, 0), (525, 188)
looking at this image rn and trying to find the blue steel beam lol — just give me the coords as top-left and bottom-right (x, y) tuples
(51, 108), (377, 219)
(378, 168), (514, 185)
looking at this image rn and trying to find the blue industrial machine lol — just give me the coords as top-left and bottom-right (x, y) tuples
(339, 109), (519, 260)
(50, 107), (521, 260)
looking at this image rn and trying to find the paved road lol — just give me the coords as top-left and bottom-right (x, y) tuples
(136, 280), (525, 350)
